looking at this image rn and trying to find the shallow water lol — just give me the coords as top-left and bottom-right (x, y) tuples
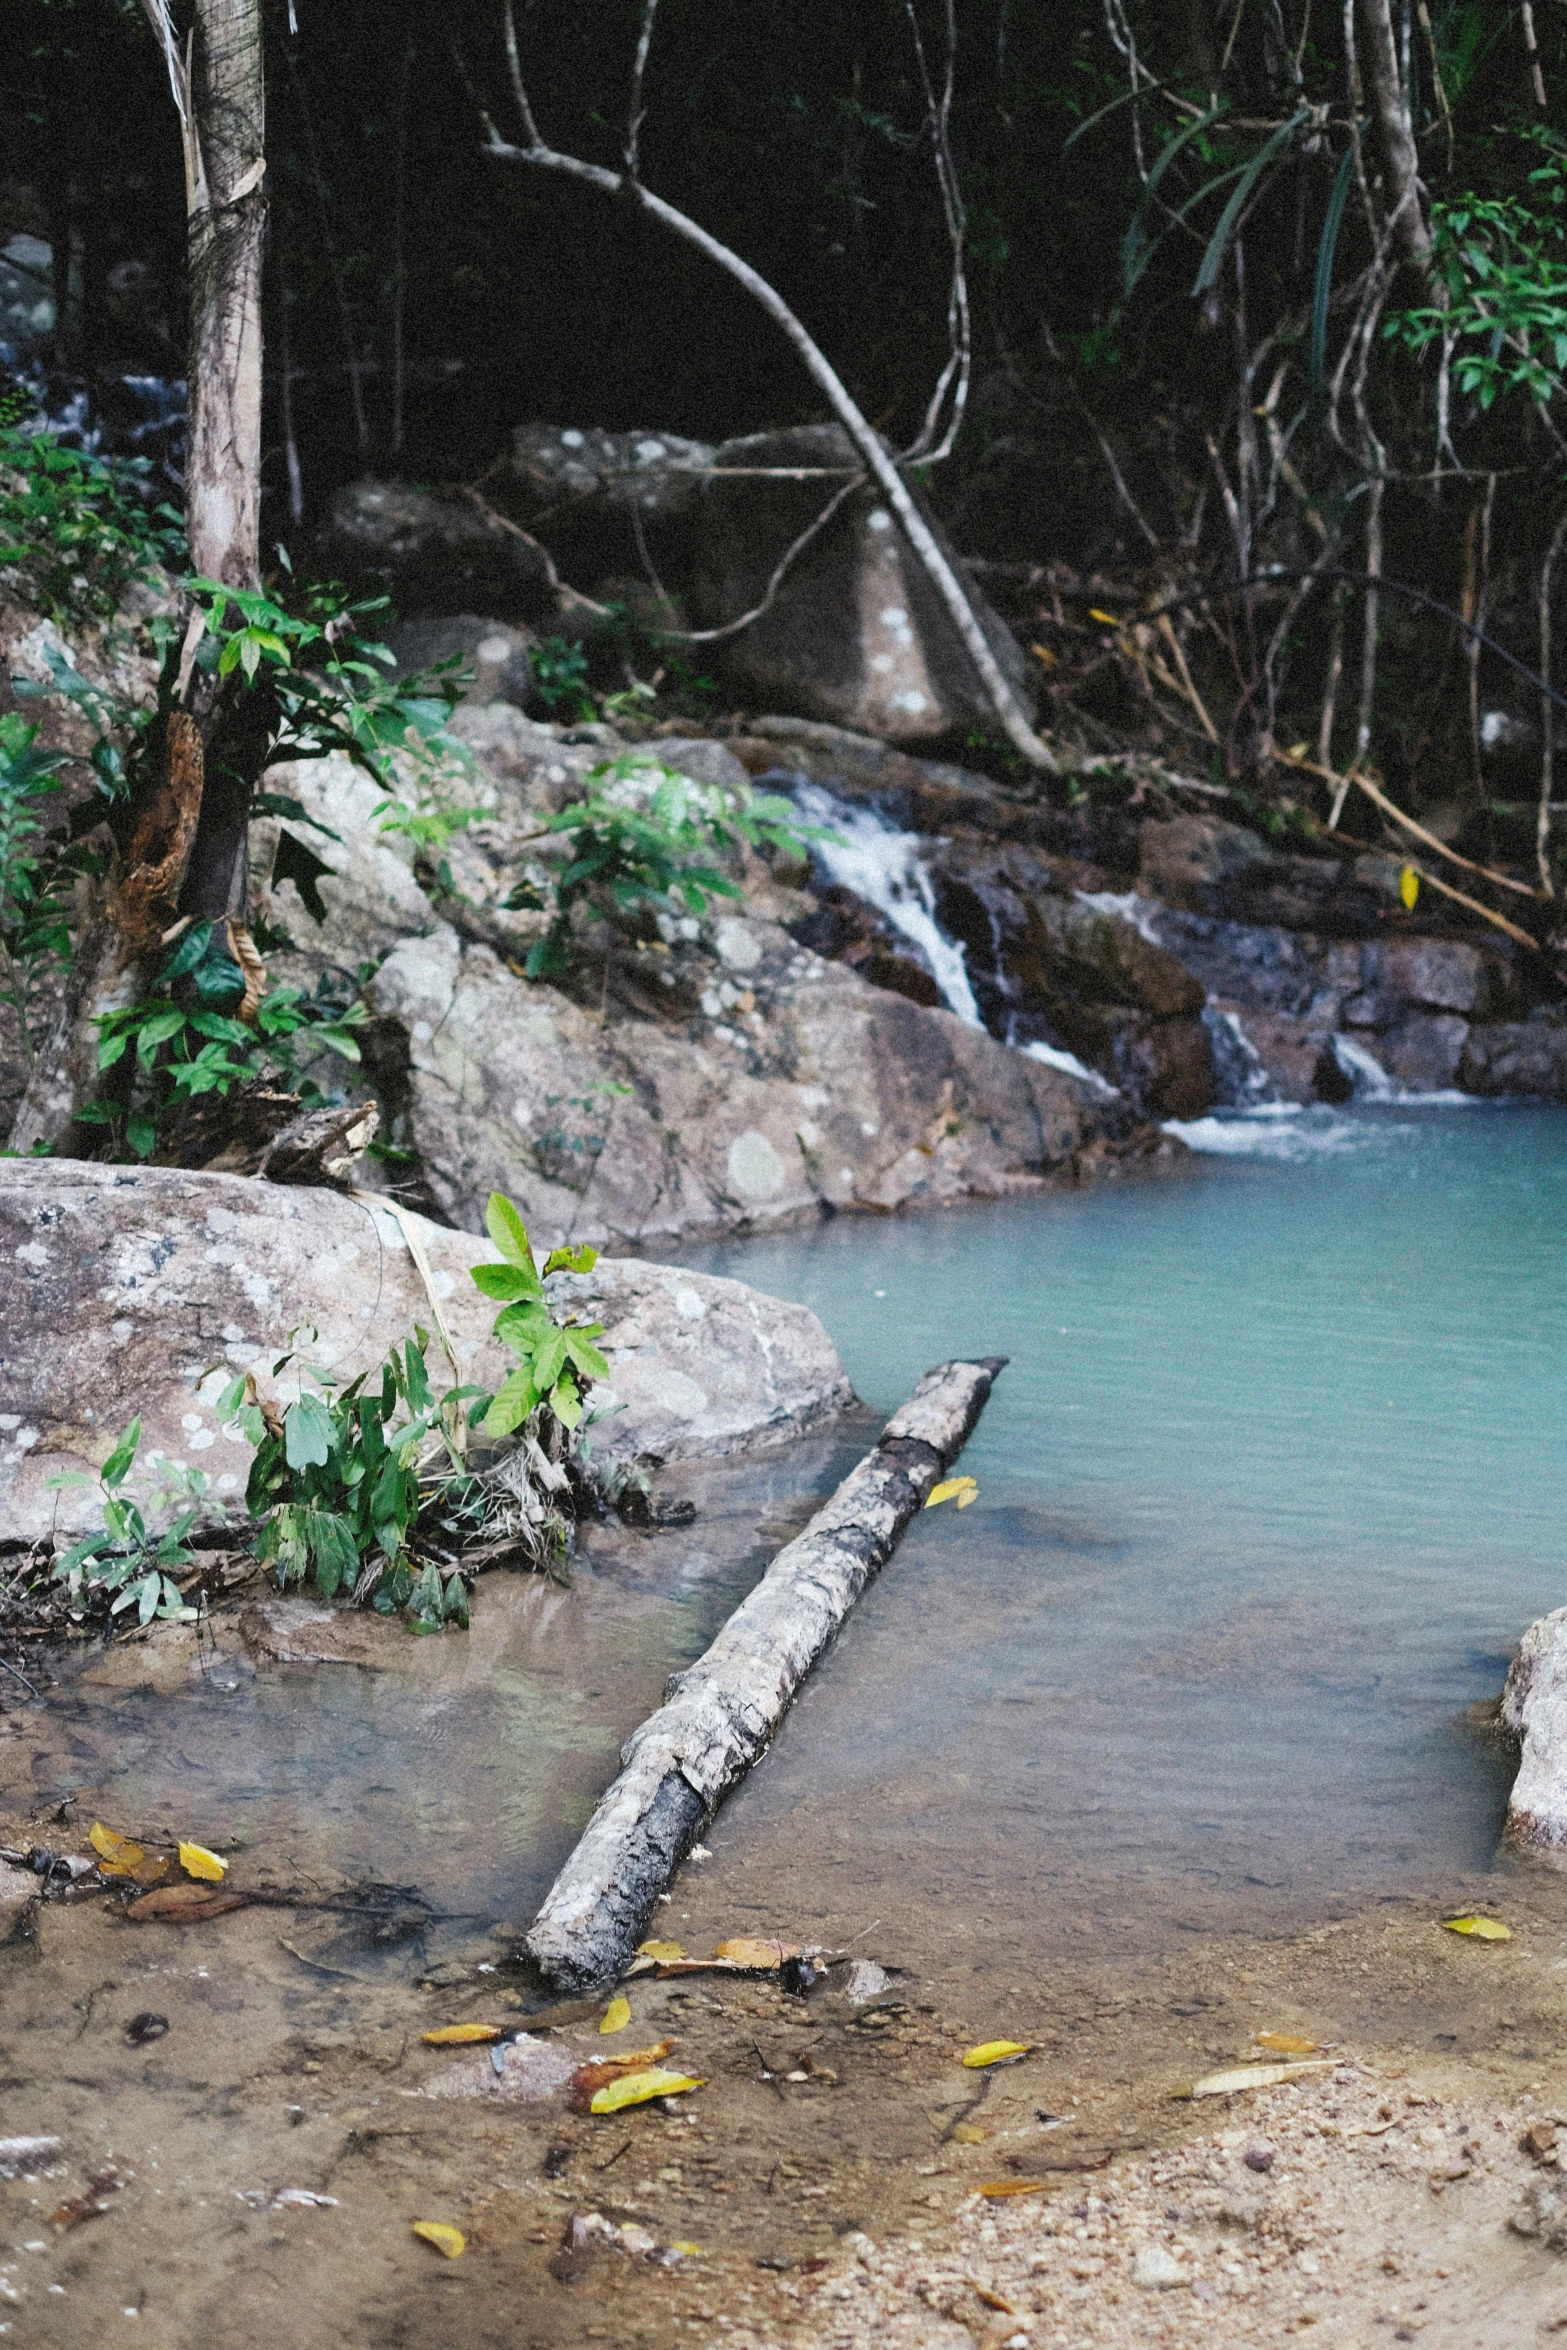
(685, 1101), (1567, 1952)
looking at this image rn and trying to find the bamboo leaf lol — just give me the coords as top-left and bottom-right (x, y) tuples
(1193, 110), (1311, 299)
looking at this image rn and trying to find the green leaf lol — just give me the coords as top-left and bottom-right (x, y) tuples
(562, 1326), (610, 1382)
(1193, 110), (1310, 299)
(550, 1374), (583, 1431)
(100, 1416), (142, 1489)
(305, 1509), (360, 1599)
(531, 1327), (567, 1395)
(284, 1391), (334, 1470)
(485, 1191), (534, 1268)
(543, 1243), (600, 1276)
(471, 1261), (543, 1303)
(478, 1364), (538, 1439)
(127, 1111), (158, 1159)
(1310, 142), (1358, 397)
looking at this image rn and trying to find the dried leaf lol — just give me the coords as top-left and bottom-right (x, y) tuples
(714, 1937), (799, 1968)
(925, 1477), (978, 1511)
(1256, 2032), (1320, 2054)
(569, 2043), (677, 2113)
(979, 2179), (1052, 2198)
(422, 2023), (502, 2046)
(963, 2040), (1030, 2069)
(636, 1939), (685, 1963)
(1187, 2060), (1333, 2098)
(89, 1822), (146, 1878)
(411, 2221), (465, 2259)
(599, 1995), (631, 2035)
(951, 2121), (988, 2144)
(669, 2239), (703, 2255)
(590, 2067), (705, 2115)
(1088, 608), (1120, 626)
(125, 1882), (246, 1923)
(178, 1841), (228, 1882)
(1442, 1914), (1512, 1940)
(1400, 864), (1420, 911)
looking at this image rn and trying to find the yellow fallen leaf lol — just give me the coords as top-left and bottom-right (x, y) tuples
(89, 1822), (146, 1878)
(1442, 1914), (1512, 1940)
(1188, 2060), (1334, 2098)
(1088, 607), (1120, 626)
(637, 1939), (685, 1963)
(963, 2040), (1030, 2069)
(980, 2179), (1052, 2198)
(926, 1476), (978, 1511)
(1031, 642), (1059, 670)
(421, 2022), (502, 2046)
(590, 2067), (706, 2115)
(1256, 2032), (1320, 2055)
(669, 2239), (703, 2255)
(714, 1937), (799, 1968)
(600, 1995), (631, 2035)
(955, 1485), (978, 1508)
(411, 2221), (465, 2259)
(1400, 864), (1420, 911)
(951, 2121), (988, 2144)
(178, 1841), (227, 1882)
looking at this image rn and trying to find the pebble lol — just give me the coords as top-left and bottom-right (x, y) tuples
(1244, 2139), (1277, 2173)
(1130, 2244), (1188, 2290)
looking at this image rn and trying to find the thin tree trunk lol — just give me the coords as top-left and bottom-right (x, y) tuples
(1356, 0), (1431, 276)
(11, 0), (267, 1154)
(390, 40), (414, 457)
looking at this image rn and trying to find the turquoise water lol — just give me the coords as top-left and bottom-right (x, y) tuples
(687, 1102), (1567, 1943)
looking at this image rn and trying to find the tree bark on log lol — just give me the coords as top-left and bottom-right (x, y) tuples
(524, 1355), (1005, 1992)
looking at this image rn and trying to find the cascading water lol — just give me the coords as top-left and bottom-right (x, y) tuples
(790, 780), (985, 1026)
(789, 779), (1114, 1091)
(1331, 1033), (1398, 1100)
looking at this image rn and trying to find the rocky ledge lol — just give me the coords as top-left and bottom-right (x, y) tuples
(1502, 1608), (1567, 1850)
(0, 1161), (852, 1546)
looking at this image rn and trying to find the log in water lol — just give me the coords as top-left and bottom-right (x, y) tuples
(524, 1355), (1005, 1991)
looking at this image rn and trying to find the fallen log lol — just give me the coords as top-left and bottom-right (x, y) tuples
(525, 1355), (1005, 1991)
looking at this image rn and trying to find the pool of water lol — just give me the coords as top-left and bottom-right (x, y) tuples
(684, 1100), (1567, 1950)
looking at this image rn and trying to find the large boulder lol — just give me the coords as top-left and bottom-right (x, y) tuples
(1502, 1609), (1567, 1849)
(311, 480), (555, 621)
(362, 913), (1139, 1249)
(0, 1162), (852, 1546)
(1461, 1015), (1567, 1098)
(494, 424), (717, 583)
(686, 425), (1036, 745)
(382, 616), (539, 711)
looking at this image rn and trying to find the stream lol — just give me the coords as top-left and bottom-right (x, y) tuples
(686, 1098), (1567, 1959)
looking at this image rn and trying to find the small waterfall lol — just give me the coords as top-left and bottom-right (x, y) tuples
(1331, 1033), (1398, 1100)
(1203, 1006), (1279, 1108)
(791, 781), (984, 1027)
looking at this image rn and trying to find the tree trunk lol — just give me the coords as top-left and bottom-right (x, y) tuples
(1356, 0), (1431, 276)
(9, 1), (266, 1155)
(525, 1357), (1005, 1991)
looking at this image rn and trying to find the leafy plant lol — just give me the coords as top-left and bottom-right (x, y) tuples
(85, 919), (366, 1160)
(0, 403), (185, 623)
(1389, 138), (1567, 411)
(531, 632), (595, 720)
(0, 713), (74, 1069)
(516, 754), (818, 979)
(223, 1338), (474, 1630)
(48, 1418), (203, 1627)
(471, 1191), (607, 1436)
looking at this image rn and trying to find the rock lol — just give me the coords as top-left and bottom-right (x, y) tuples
(0, 1857), (39, 1944)
(363, 914), (1138, 1250)
(1139, 816), (1273, 913)
(1511, 2173), (1567, 2247)
(1244, 2140), (1276, 2174)
(312, 478), (553, 620)
(382, 615), (539, 711)
(845, 1960), (891, 2006)
(733, 716), (1026, 835)
(1130, 2244), (1188, 2289)
(1096, 1009), (1216, 1120)
(1211, 1010), (1349, 1106)
(252, 751), (442, 966)
(1461, 1015), (1567, 1099)
(1502, 1607), (1567, 1849)
(0, 1161), (852, 1544)
(1362, 1011), (1468, 1091)
(687, 424), (1036, 744)
(0, 2134), (63, 2176)
(496, 423), (717, 581)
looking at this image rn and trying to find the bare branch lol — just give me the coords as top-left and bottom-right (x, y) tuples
(473, 12), (1055, 772)
(626, 0), (660, 179)
(502, 0), (543, 148)
(904, 0), (970, 465)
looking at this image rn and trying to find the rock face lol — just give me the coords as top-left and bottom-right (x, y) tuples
(383, 615), (539, 711)
(496, 423), (717, 583)
(364, 913), (1136, 1248)
(1502, 1608), (1567, 1850)
(687, 425), (1036, 745)
(0, 1162), (852, 1545)
(312, 480), (553, 620)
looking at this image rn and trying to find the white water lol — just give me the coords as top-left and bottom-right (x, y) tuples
(791, 781), (984, 1025)
(1074, 885), (1165, 944)
(1332, 1030), (1472, 1110)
